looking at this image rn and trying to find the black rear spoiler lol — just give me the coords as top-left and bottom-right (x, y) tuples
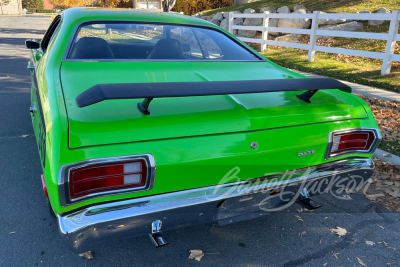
(75, 78), (351, 115)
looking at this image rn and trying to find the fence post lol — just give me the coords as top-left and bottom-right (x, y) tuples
(261, 11), (269, 52)
(228, 12), (233, 34)
(381, 10), (399, 75)
(308, 11), (319, 62)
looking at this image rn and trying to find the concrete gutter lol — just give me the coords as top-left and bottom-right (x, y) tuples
(374, 148), (400, 166)
(293, 70), (400, 102)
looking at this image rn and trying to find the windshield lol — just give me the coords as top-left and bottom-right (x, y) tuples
(67, 22), (262, 61)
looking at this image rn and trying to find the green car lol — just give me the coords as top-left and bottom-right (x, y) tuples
(26, 7), (380, 253)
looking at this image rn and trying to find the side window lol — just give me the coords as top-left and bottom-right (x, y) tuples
(48, 22), (61, 46)
(41, 16), (61, 51)
(193, 30), (223, 60)
(170, 26), (203, 59)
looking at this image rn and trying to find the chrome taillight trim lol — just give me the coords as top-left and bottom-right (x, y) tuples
(325, 128), (381, 160)
(58, 154), (156, 207)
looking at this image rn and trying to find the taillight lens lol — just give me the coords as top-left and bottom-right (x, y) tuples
(327, 129), (379, 158)
(69, 159), (147, 199)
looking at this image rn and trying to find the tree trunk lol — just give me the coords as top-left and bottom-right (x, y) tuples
(163, 0), (176, 12)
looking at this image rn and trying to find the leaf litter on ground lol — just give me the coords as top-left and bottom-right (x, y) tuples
(330, 227), (348, 237)
(188, 249), (205, 261)
(79, 251), (94, 259)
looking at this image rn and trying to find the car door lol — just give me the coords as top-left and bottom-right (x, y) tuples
(29, 15), (61, 169)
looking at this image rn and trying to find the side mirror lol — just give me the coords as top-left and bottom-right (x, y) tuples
(25, 39), (41, 49)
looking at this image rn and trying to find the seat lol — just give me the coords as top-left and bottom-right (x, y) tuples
(69, 37), (114, 59)
(147, 38), (185, 60)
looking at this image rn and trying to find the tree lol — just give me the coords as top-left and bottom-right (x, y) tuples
(172, 0), (233, 15)
(50, 0), (130, 8)
(162, 0), (176, 12)
(0, 0), (11, 15)
(23, 0), (45, 12)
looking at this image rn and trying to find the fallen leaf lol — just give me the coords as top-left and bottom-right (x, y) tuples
(21, 135), (29, 138)
(79, 251), (94, 259)
(365, 241), (375, 246)
(188, 249), (204, 261)
(9, 231), (16, 234)
(333, 253), (338, 259)
(295, 215), (303, 222)
(357, 257), (367, 266)
(323, 263), (328, 266)
(345, 188), (356, 194)
(378, 225), (385, 229)
(298, 231), (306, 237)
(330, 227), (347, 237)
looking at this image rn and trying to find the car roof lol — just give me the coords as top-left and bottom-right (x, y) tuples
(62, 7), (214, 27)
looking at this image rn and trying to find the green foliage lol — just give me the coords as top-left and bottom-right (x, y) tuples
(23, 0), (45, 11)
(0, 0), (11, 6)
(172, 0), (234, 15)
(36, 9), (56, 13)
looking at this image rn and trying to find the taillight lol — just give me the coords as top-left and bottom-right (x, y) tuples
(326, 129), (380, 159)
(69, 159), (147, 199)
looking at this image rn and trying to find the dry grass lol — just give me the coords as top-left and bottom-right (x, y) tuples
(204, 0), (400, 14)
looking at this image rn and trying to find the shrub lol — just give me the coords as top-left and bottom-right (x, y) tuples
(172, 0), (234, 15)
(23, 0), (45, 11)
(36, 9), (56, 13)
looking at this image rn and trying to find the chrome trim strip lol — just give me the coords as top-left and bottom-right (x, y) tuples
(325, 128), (381, 160)
(59, 157), (373, 235)
(58, 154), (156, 207)
(62, 20), (265, 61)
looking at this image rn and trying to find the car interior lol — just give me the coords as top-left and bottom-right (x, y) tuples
(67, 24), (261, 61)
(69, 36), (199, 60)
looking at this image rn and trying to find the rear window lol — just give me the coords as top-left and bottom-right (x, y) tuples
(67, 23), (262, 61)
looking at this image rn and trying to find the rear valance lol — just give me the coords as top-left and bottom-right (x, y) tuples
(75, 78), (351, 115)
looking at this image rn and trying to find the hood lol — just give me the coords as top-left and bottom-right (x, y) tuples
(60, 61), (367, 148)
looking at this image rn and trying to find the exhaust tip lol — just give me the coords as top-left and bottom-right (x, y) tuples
(297, 188), (322, 210)
(297, 198), (322, 210)
(149, 232), (169, 248)
(149, 220), (169, 248)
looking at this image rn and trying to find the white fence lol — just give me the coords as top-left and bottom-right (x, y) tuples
(228, 11), (400, 75)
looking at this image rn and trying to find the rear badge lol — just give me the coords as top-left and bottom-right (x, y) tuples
(250, 141), (258, 149)
(298, 150), (315, 156)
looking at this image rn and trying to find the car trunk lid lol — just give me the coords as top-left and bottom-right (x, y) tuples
(60, 61), (367, 149)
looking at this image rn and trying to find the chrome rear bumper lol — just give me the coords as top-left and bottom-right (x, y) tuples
(58, 157), (374, 253)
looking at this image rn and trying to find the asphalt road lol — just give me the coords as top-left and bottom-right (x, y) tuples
(1, 16), (400, 267)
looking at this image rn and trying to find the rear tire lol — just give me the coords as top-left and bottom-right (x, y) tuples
(46, 198), (56, 218)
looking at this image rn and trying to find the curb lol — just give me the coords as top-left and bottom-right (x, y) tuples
(292, 70), (400, 102)
(373, 148), (400, 166)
